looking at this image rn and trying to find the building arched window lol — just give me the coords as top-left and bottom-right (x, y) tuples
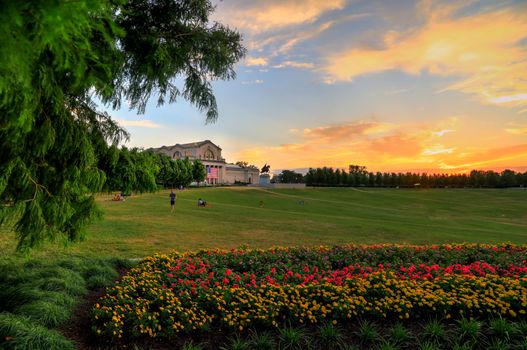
(204, 149), (214, 160)
(173, 151), (181, 159)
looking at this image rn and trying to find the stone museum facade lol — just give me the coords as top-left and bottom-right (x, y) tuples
(151, 140), (260, 185)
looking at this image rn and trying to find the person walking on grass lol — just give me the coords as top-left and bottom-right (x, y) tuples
(170, 189), (177, 212)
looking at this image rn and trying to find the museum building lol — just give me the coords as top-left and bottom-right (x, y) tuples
(151, 140), (259, 185)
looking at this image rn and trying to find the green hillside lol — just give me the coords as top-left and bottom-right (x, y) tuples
(1, 187), (526, 258)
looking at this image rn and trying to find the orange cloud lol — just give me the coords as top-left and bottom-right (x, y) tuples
(215, 0), (345, 34)
(233, 117), (527, 172)
(235, 119), (447, 170)
(324, 4), (527, 108)
(432, 129), (455, 137)
(438, 144), (527, 171)
(505, 126), (527, 135)
(421, 144), (455, 156)
(302, 121), (395, 141)
(244, 57), (269, 66)
(273, 61), (315, 69)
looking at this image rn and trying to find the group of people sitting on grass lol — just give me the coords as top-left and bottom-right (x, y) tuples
(112, 193), (128, 202)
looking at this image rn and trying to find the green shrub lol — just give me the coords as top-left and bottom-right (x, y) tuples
(15, 300), (71, 328)
(489, 318), (516, 341)
(0, 313), (74, 350)
(452, 342), (474, 350)
(82, 264), (119, 281)
(422, 319), (446, 343)
(377, 340), (400, 350)
(418, 340), (441, 350)
(356, 320), (380, 344)
(30, 290), (77, 309)
(249, 330), (275, 350)
(516, 337), (527, 350)
(278, 325), (307, 350)
(318, 322), (342, 346)
(181, 341), (204, 350)
(86, 274), (115, 289)
(456, 317), (481, 342)
(488, 339), (511, 350)
(389, 322), (410, 344)
(339, 345), (360, 350)
(516, 320), (527, 337)
(220, 334), (251, 350)
(108, 257), (138, 270)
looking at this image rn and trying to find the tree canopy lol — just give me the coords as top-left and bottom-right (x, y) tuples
(305, 167), (527, 188)
(272, 170), (305, 184)
(0, 0), (245, 252)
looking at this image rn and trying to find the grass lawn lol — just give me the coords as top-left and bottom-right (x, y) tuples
(2, 187), (525, 259)
(0, 187), (526, 349)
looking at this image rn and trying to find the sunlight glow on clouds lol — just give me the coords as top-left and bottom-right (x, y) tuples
(216, 0), (345, 34)
(116, 119), (161, 129)
(432, 129), (455, 137)
(273, 61), (315, 69)
(235, 119), (446, 171)
(324, 4), (527, 109)
(244, 57), (269, 66)
(233, 115), (527, 173)
(119, 1), (527, 174)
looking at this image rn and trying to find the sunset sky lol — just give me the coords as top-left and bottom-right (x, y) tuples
(106, 0), (527, 174)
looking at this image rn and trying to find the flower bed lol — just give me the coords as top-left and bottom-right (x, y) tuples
(92, 244), (527, 339)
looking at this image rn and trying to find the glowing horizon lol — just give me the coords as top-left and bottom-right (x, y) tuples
(107, 0), (527, 174)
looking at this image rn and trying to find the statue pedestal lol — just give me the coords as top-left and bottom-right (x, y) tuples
(259, 174), (271, 186)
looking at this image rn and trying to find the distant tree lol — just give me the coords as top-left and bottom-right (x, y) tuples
(275, 170), (304, 184)
(192, 160), (206, 186)
(305, 168), (316, 186)
(349, 165), (368, 174)
(499, 169), (517, 188)
(235, 161), (249, 168)
(335, 169), (342, 185)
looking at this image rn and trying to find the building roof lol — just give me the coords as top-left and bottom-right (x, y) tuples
(226, 164), (259, 171)
(153, 140), (221, 151)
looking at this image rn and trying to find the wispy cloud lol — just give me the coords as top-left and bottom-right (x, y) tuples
(234, 118), (467, 170)
(273, 61), (315, 69)
(302, 121), (395, 141)
(244, 56), (269, 66)
(215, 0), (345, 34)
(432, 129), (455, 137)
(438, 144), (527, 170)
(505, 126), (527, 135)
(422, 145), (455, 156)
(241, 79), (264, 85)
(323, 3), (527, 108)
(116, 119), (161, 129)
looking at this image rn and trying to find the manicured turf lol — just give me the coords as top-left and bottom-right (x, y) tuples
(1, 187), (526, 258)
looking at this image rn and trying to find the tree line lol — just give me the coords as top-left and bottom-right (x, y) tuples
(100, 147), (207, 194)
(303, 167), (527, 188)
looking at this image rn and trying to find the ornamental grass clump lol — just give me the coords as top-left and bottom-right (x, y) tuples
(456, 317), (482, 344)
(249, 330), (275, 350)
(318, 322), (343, 347)
(421, 319), (447, 343)
(389, 322), (410, 345)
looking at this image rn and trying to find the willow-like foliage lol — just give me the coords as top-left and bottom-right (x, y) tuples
(0, 0), (245, 252)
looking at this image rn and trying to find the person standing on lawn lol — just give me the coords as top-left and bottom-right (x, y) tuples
(169, 190), (177, 212)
